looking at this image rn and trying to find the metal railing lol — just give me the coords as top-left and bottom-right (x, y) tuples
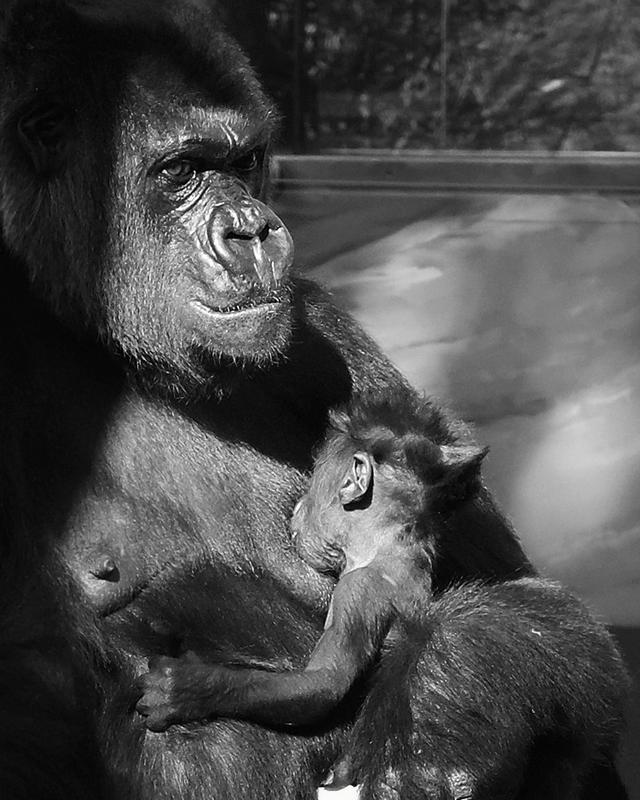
(274, 151), (640, 196)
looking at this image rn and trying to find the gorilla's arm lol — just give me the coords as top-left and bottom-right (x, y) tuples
(342, 578), (629, 799)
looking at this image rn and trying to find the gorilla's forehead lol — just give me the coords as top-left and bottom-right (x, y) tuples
(121, 59), (277, 152)
(129, 51), (272, 113)
(125, 105), (272, 162)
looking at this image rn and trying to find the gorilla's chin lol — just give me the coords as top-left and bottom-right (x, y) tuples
(126, 307), (294, 401)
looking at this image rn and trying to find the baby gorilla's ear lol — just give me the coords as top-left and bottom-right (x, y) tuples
(437, 443), (489, 497)
(338, 452), (374, 507)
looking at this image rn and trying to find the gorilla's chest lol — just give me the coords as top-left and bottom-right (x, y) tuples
(57, 391), (316, 620)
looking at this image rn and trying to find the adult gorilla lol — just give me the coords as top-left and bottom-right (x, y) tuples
(0, 1), (628, 799)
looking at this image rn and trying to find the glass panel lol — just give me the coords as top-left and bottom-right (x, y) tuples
(222, 0), (640, 152)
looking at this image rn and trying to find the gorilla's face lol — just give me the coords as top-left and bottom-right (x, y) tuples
(0, 3), (295, 394)
(104, 59), (296, 389)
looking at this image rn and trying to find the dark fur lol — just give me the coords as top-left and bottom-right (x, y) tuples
(344, 578), (629, 799)
(324, 388), (489, 514)
(0, 2), (629, 799)
(133, 390), (487, 732)
(137, 389), (629, 799)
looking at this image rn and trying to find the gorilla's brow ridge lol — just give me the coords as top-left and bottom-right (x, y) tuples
(142, 109), (272, 164)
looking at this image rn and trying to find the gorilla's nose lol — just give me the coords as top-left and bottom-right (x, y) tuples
(208, 200), (294, 288)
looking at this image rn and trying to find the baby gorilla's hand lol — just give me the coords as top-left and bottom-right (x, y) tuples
(135, 651), (209, 732)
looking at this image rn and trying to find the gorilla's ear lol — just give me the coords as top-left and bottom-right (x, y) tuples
(18, 102), (73, 174)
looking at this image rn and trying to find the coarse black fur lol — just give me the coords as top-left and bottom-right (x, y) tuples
(0, 2), (630, 799)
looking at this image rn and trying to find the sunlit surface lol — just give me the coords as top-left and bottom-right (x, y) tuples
(317, 787), (360, 799)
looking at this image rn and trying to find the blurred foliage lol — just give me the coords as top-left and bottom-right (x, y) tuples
(221, 0), (640, 152)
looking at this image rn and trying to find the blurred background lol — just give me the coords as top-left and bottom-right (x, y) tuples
(219, 0), (640, 154)
(218, 0), (640, 793)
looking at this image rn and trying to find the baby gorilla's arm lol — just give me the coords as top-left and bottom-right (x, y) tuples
(135, 567), (397, 730)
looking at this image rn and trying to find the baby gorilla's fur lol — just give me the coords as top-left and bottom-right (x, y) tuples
(135, 389), (487, 732)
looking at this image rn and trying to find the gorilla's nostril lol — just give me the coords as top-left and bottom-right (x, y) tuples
(225, 230), (254, 241)
(225, 223), (270, 242)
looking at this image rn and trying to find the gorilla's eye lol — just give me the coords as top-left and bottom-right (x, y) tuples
(18, 103), (71, 156)
(23, 106), (69, 143)
(160, 159), (198, 186)
(230, 149), (260, 175)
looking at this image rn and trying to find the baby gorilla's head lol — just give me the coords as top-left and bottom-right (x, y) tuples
(290, 389), (487, 576)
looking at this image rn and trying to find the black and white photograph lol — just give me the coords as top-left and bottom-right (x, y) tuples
(0, 1), (638, 798)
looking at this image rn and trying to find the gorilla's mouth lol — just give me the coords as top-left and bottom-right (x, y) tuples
(187, 283), (294, 367)
(192, 300), (279, 318)
(191, 286), (291, 316)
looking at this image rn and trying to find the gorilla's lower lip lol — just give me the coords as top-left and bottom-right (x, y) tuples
(191, 299), (282, 318)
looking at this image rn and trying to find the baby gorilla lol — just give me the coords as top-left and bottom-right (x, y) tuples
(135, 391), (486, 731)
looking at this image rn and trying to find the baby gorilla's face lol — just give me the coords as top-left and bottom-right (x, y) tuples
(290, 462), (348, 576)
